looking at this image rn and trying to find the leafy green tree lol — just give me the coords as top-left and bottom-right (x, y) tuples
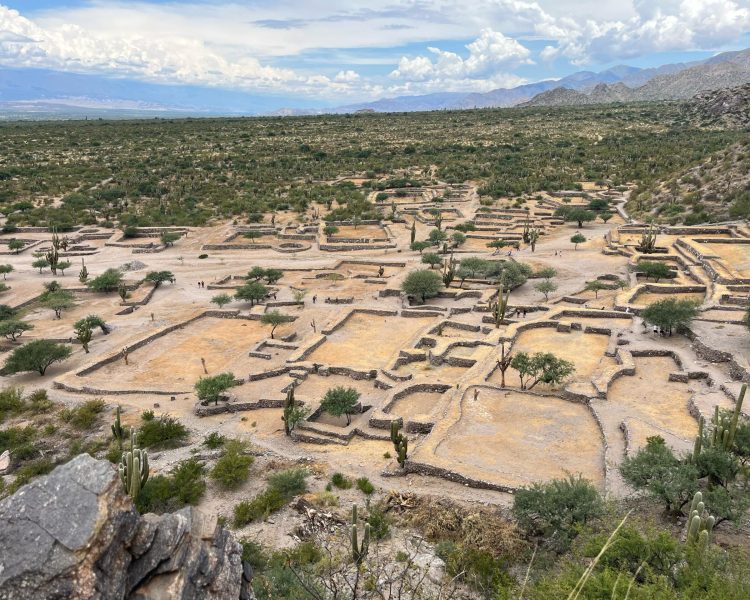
(570, 233), (586, 249)
(451, 232), (466, 246)
(410, 241), (431, 254)
(87, 268), (123, 292)
(401, 269), (443, 304)
(0, 320), (33, 342)
(195, 372), (237, 406)
(621, 436), (698, 514)
(534, 280), (557, 301)
(638, 261), (674, 283)
(459, 257), (490, 277)
(323, 225), (339, 236)
(211, 293), (232, 308)
(487, 239), (509, 251)
(56, 260), (72, 275)
(0, 305), (16, 320)
(144, 270), (174, 287)
(499, 261), (532, 289)
(32, 257), (49, 274)
(585, 280), (608, 298)
(0, 283), (9, 294)
(75, 322), (93, 353)
(264, 268), (283, 284)
(235, 281), (268, 306)
(513, 474), (604, 552)
(74, 315), (109, 335)
(320, 386), (360, 425)
(8, 240), (24, 254)
(536, 266), (557, 280)
(642, 298), (699, 335)
(510, 351), (575, 390)
(428, 228), (447, 245)
(248, 266), (267, 281)
(43, 290), (75, 319)
(556, 206), (596, 227)
(421, 252), (442, 269)
(2, 339), (73, 376)
(260, 310), (294, 339)
(0, 264), (14, 279)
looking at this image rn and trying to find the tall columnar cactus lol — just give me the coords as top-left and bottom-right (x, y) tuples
(46, 230), (60, 276)
(120, 428), (149, 501)
(692, 415), (704, 461)
(282, 386), (295, 436)
(522, 218), (531, 244)
(111, 405), (125, 450)
(350, 504), (370, 565)
(442, 258), (455, 287)
(390, 421), (408, 468)
(685, 491), (715, 552)
(709, 384), (745, 451)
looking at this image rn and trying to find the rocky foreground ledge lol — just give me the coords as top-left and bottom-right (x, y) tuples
(0, 454), (253, 599)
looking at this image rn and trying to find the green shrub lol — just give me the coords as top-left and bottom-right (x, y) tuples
(136, 458), (206, 513)
(7, 458), (54, 493)
(331, 472), (352, 489)
(0, 387), (24, 422)
(356, 477), (374, 495)
(513, 474), (604, 551)
(435, 541), (511, 594)
(0, 425), (37, 455)
(26, 389), (54, 413)
(60, 399), (105, 429)
(211, 441), (254, 489)
(233, 488), (286, 527)
(268, 468), (308, 497)
(198, 254), (208, 259)
(138, 414), (189, 449)
(204, 431), (226, 449)
(366, 504), (390, 540)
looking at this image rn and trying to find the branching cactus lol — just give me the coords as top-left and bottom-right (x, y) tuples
(350, 504), (370, 565)
(390, 421), (408, 468)
(120, 428), (149, 501)
(637, 224), (658, 254)
(685, 491), (715, 552)
(79, 258), (88, 283)
(709, 384), (745, 451)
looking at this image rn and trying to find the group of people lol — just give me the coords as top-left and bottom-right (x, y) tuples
(197, 281), (206, 288)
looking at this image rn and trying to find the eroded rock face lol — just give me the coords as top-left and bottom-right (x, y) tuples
(0, 454), (252, 600)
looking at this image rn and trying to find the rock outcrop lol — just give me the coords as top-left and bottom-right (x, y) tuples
(0, 454), (253, 600)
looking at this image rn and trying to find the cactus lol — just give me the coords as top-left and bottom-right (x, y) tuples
(350, 505), (370, 565)
(685, 491), (715, 552)
(119, 428), (149, 501)
(111, 405), (125, 450)
(442, 258), (455, 287)
(282, 386), (295, 436)
(390, 421), (408, 468)
(79, 258), (88, 283)
(528, 227), (540, 252)
(707, 384), (745, 451)
(46, 229), (60, 276)
(691, 415), (704, 461)
(637, 223), (658, 254)
(522, 218), (531, 243)
(410, 220), (416, 245)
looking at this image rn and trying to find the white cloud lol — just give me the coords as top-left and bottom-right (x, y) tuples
(334, 69), (360, 82)
(390, 28), (532, 92)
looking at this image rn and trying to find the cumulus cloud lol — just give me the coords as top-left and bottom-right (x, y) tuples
(391, 28), (532, 90)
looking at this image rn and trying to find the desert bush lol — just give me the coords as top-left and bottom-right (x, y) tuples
(138, 414), (189, 449)
(60, 399), (106, 430)
(137, 458), (206, 514)
(211, 440), (254, 490)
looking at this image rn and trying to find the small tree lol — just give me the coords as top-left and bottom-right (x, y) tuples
(8, 239), (24, 254)
(235, 281), (268, 306)
(75, 322), (93, 353)
(401, 269), (443, 304)
(511, 351), (575, 390)
(324, 225), (339, 237)
(87, 268), (123, 292)
(44, 290), (75, 319)
(261, 310), (294, 339)
(320, 386), (360, 425)
(56, 260), (72, 275)
(211, 293), (232, 308)
(638, 261), (673, 283)
(282, 387), (309, 435)
(160, 231), (181, 247)
(428, 229), (447, 245)
(1, 339), (72, 376)
(74, 315), (110, 335)
(536, 266), (557, 280)
(292, 288), (308, 306)
(0, 320), (33, 342)
(195, 372), (237, 406)
(556, 206), (595, 228)
(0, 264), (14, 279)
(144, 271), (174, 287)
(487, 239), (508, 253)
(32, 257), (50, 274)
(642, 298), (699, 335)
(451, 232), (466, 246)
(264, 268), (283, 284)
(410, 241), (431, 255)
(421, 252), (442, 269)
(585, 280), (608, 298)
(570, 233), (586, 250)
(248, 266), (266, 281)
(535, 280), (557, 301)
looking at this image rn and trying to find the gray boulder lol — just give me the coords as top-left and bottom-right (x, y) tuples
(0, 454), (253, 599)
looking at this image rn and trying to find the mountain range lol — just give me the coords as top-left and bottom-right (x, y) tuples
(1, 48), (749, 119)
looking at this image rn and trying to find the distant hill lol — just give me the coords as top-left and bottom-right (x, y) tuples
(522, 49), (750, 107)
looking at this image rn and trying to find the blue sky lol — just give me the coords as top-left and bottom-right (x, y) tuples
(1, 1), (749, 104)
